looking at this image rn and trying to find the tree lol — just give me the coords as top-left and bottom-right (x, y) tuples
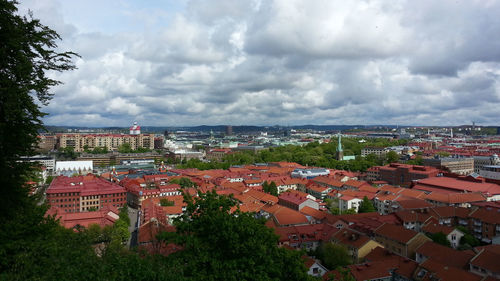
(118, 206), (130, 227)
(159, 190), (313, 280)
(428, 232), (451, 247)
(457, 226), (480, 248)
(160, 198), (174, 206)
(385, 151), (399, 163)
(357, 196), (376, 213)
(118, 143), (133, 153)
(315, 243), (352, 270)
(268, 181), (278, 196)
(0, 0), (79, 218)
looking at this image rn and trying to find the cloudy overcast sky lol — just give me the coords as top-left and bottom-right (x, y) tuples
(18, 0), (500, 127)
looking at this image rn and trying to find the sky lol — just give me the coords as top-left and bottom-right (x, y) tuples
(17, 0), (500, 127)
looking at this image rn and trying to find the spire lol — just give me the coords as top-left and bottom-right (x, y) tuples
(337, 133), (343, 152)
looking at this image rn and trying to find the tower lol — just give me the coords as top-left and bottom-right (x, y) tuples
(225, 125), (233, 136)
(336, 133), (344, 161)
(450, 128), (453, 138)
(129, 121), (141, 135)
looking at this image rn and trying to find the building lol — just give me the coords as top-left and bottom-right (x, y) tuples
(373, 223), (431, 259)
(338, 195), (363, 213)
(167, 150), (204, 161)
(291, 168), (330, 179)
(413, 176), (500, 201)
(20, 155), (56, 172)
(55, 160), (93, 175)
(225, 125), (233, 136)
(336, 133), (344, 160)
(206, 148), (232, 162)
(330, 228), (383, 263)
(278, 192), (319, 211)
(474, 154), (500, 173)
(479, 165), (500, 180)
(36, 134), (57, 152)
(378, 163), (440, 187)
(47, 206), (119, 229)
(77, 151), (163, 167)
(361, 147), (388, 157)
(421, 224), (464, 248)
(46, 175), (127, 213)
(129, 121), (141, 135)
(469, 245), (500, 279)
(423, 155), (474, 175)
(58, 133), (155, 152)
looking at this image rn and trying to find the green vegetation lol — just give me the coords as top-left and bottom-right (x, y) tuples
(310, 242), (352, 270)
(357, 196), (376, 213)
(160, 198), (175, 207)
(84, 145), (108, 154)
(262, 181), (278, 196)
(118, 143), (151, 153)
(427, 232), (451, 247)
(58, 146), (79, 159)
(157, 190), (314, 280)
(169, 177), (197, 188)
(457, 226), (480, 249)
(178, 138), (408, 172)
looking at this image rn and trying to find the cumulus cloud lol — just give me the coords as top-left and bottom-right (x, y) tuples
(17, 0), (500, 126)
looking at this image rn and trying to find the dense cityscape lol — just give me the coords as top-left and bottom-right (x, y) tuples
(3, 0), (500, 280)
(22, 122), (500, 280)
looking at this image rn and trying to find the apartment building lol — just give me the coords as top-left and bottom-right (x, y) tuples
(58, 133), (155, 152)
(46, 175), (126, 213)
(423, 156), (474, 175)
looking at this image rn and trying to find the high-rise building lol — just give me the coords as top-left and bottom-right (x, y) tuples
(225, 125), (233, 136)
(336, 133), (344, 160)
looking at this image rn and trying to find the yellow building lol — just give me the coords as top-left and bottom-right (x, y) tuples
(58, 133), (154, 152)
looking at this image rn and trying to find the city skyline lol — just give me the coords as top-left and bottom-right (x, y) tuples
(19, 0), (500, 127)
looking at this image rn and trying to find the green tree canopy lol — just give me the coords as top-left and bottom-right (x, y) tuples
(357, 196), (376, 213)
(158, 190), (313, 280)
(427, 232), (451, 247)
(314, 242), (352, 270)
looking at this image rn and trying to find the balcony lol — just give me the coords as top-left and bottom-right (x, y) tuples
(474, 227), (482, 233)
(459, 219), (468, 225)
(473, 220), (482, 226)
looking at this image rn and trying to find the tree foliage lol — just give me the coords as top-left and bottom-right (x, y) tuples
(160, 198), (174, 206)
(157, 190), (313, 280)
(262, 181), (278, 196)
(178, 138), (408, 172)
(427, 232), (451, 247)
(312, 242), (352, 270)
(357, 196), (376, 213)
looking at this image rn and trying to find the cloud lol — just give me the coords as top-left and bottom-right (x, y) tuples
(15, 0), (500, 126)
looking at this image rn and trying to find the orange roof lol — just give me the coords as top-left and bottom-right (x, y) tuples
(424, 192), (486, 204)
(264, 205), (309, 226)
(300, 206), (327, 220)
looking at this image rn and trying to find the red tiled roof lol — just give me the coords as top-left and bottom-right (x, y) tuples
(470, 248), (500, 275)
(374, 223), (421, 244)
(415, 176), (500, 196)
(416, 241), (474, 269)
(396, 198), (433, 209)
(424, 191), (486, 204)
(418, 259), (482, 281)
(331, 228), (373, 249)
(300, 206), (327, 220)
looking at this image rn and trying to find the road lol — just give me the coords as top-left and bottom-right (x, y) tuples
(127, 206), (139, 248)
